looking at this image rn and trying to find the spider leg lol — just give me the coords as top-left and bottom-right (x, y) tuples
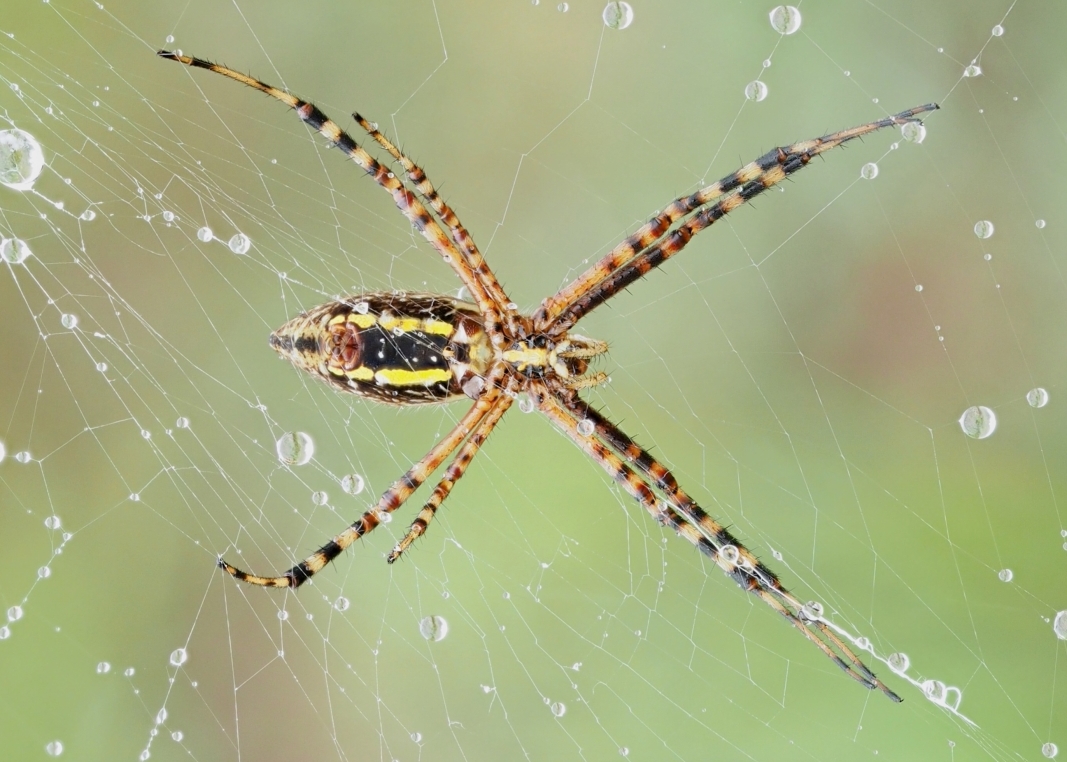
(217, 368), (507, 588)
(387, 388), (514, 563)
(534, 384), (900, 700)
(158, 51), (504, 339)
(352, 113), (518, 339)
(538, 104), (938, 334)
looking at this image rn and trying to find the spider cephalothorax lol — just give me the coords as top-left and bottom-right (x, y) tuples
(161, 49), (936, 701)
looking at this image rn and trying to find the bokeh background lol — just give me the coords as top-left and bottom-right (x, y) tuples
(2, 0), (1065, 759)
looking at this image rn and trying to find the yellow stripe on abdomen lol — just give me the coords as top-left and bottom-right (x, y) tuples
(375, 367), (452, 387)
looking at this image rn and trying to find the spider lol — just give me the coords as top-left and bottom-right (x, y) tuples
(160, 50), (936, 701)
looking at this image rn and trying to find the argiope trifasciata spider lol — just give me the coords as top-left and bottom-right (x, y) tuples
(161, 50), (936, 701)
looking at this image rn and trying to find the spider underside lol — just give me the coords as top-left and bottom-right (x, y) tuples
(160, 50), (937, 702)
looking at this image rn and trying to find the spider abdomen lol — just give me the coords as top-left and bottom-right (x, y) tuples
(270, 292), (492, 405)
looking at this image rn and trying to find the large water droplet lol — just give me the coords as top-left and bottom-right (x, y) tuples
(959, 405), (997, 439)
(341, 473), (365, 495)
(901, 121), (927, 144)
(169, 648), (188, 666)
(973, 220), (995, 239)
(45, 740), (64, 757)
(419, 615), (449, 642)
(769, 5), (802, 34)
(1027, 388), (1049, 408)
(550, 701), (567, 717)
(0, 128), (45, 190)
(0, 237), (32, 264)
(228, 232), (251, 254)
(1054, 610), (1067, 640)
(744, 80), (769, 102)
(602, 1), (633, 29)
(276, 431), (314, 466)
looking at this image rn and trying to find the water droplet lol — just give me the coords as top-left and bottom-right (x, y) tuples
(922, 679), (946, 702)
(801, 601), (823, 619)
(915, 284), (923, 292)
(719, 545), (740, 564)
(96, 361), (108, 372)
(991, 24), (1004, 37)
(619, 747), (630, 757)
(959, 405), (997, 439)
(44, 515), (61, 530)
(228, 233), (251, 254)
(162, 210), (175, 223)
(998, 568), (1013, 582)
(901, 122), (926, 144)
(0, 237), (32, 264)
(518, 394), (535, 413)
(45, 740), (64, 757)
(744, 80), (769, 102)
(768, 5), (802, 34)
(80, 209), (96, 221)
(96, 661), (111, 674)
(139, 750), (150, 761)
(7, 605), (23, 622)
(1027, 388), (1049, 408)
(196, 226), (213, 242)
(171, 731), (183, 742)
(277, 609), (289, 621)
(888, 651), (910, 673)
(333, 596), (350, 612)
(550, 701), (567, 717)
(1043, 742), (1059, 759)
(419, 615), (449, 642)
(169, 648), (188, 667)
(602, 1), (633, 29)
(155, 707), (168, 725)
(1054, 610), (1067, 640)
(963, 64), (982, 78)
(341, 473), (365, 495)
(860, 162), (879, 180)
(577, 419), (595, 436)
(557, 2), (569, 11)
(411, 732), (422, 743)
(983, 253), (992, 261)
(57, 312), (77, 330)
(15, 450), (31, 464)
(0, 441), (5, 464)
(176, 416), (190, 429)
(37, 566), (51, 579)
(372, 508), (393, 524)
(973, 220), (995, 239)
(1036, 219), (1046, 229)
(0, 128), (45, 190)
(462, 375), (486, 399)
(311, 490), (328, 506)
(276, 431), (314, 466)
(124, 667), (135, 677)
(140, 429), (152, 440)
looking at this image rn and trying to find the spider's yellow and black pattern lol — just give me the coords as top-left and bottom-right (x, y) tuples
(160, 50), (936, 701)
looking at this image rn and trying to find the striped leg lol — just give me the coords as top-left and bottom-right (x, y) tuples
(158, 51), (504, 336)
(387, 388), (515, 563)
(352, 113), (518, 339)
(536, 384), (900, 700)
(539, 104), (938, 334)
(217, 369), (507, 588)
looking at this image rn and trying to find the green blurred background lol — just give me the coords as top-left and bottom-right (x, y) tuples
(2, 0), (1065, 759)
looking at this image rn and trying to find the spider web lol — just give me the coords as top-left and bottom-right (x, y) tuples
(2, 0), (1065, 759)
